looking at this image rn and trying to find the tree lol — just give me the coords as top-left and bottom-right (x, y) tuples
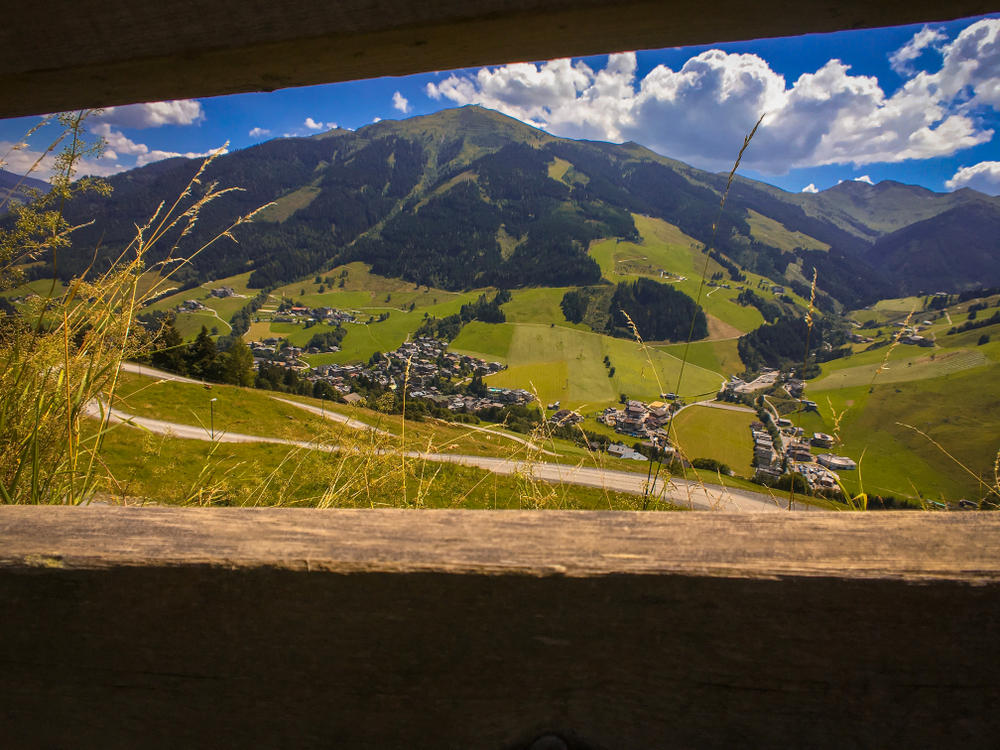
(186, 326), (219, 381)
(221, 336), (255, 386)
(150, 316), (187, 374)
(469, 374), (486, 397)
(978, 334), (990, 345)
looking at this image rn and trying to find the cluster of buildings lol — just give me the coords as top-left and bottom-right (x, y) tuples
(549, 409), (584, 428)
(306, 337), (519, 412)
(405, 387), (533, 413)
(209, 286), (237, 298)
(893, 321), (936, 347)
(250, 338), (308, 368)
(598, 400), (675, 441)
(752, 416), (858, 491)
(273, 306), (357, 325)
(177, 299), (206, 313)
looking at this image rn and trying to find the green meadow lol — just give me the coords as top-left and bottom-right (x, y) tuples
(95, 425), (676, 510)
(587, 213), (804, 337)
(746, 209), (829, 252)
(671, 405), (756, 478)
(482, 322), (721, 410)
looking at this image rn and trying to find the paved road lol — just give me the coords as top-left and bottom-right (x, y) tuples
(428, 417), (558, 456)
(270, 396), (381, 433)
(123, 363), (556, 453)
(92, 403), (803, 513)
(115, 362), (811, 511)
(121, 361), (207, 385)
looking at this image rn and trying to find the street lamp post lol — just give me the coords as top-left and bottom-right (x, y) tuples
(210, 397), (217, 439)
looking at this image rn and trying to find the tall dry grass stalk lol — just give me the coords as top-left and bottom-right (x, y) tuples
(616, 115), (764, 509)
(0, 112), (261, 504)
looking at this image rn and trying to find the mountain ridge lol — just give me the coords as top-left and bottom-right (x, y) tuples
(15, 105), (1000, 304)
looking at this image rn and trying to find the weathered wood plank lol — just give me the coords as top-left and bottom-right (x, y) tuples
(0, 0), (991, 118)
(1, 509), (998, 748)
(2, 506), (1000, 580)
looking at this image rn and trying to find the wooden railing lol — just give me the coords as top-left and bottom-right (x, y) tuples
(2, 507), (998, 748)
(1, 0), (991, 118)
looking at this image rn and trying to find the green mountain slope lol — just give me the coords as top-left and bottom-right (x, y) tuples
(866, 202), (1000, 294)
(21, 105), (1000, 307)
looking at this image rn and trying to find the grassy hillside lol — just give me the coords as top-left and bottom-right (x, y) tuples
(588, 214), (800, 337)
(796, 299), (1000, 501)
(746, 209), (829, 252)
(671, 405), (756, 478)
(483, 322), (721, 410)
(102, 372), (689, 508)
(96, 426), (666, 510)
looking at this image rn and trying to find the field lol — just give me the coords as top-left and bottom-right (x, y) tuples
(746, 209), (829, 252)
(142, 270), (257, 337)
(671, 405), (756, 477)
(659, 339), (742, 377)
(810, 346), (989, 391)
(481, 322), (721, 410)
(95, 426), (672, 510)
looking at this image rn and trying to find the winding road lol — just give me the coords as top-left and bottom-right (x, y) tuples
(115, 363), (809, 512)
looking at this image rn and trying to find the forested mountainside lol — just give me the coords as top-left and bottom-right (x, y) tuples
(22, 105), (1000, 307)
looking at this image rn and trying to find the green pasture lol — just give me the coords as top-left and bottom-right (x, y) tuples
(810, 346), (989, 391)
(484, 322), (721, 410)
(670, 405), (756, 478)
(450, 321), (515, 361)
(271, 262), (471, 312)
(793, 364), (1000, 501)
(588, 214), (777, 336)
(95, 424), (677, 510)
(500, 286), (591, 331)
(254, 185), (321, 223)
(659, 339), (741, 377)
(172, 311), (228, 338)
(746, 209), (829, 252)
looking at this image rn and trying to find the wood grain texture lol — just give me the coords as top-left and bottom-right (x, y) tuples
(0, 0), (991, 117)
(1, 509), (999, 747)
(2, 506), (1000, 580)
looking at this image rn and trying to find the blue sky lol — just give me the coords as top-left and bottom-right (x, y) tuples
(4, 14), (1000, 195)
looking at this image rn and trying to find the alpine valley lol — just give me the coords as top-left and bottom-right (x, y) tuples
(10, 105), (1000, 506)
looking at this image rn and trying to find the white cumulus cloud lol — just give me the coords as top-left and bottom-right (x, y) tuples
(392, 91), (411, 113)
(92, 100), (204, 129)
(889, 25), (946, 74)
(945, 161), (1000, 193)
(423, 19), (1000, 175)
(801, 183), (819, 193)
(304, 117), (325, 130)
(135, 146), (228, 167)
(1, 139), (123, 178)
(855, 174), (874, 184)
(249, 126), (270, 138)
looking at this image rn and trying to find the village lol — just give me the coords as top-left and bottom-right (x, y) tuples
(249, 332), (527, 412)
(240, 298), (866, 488)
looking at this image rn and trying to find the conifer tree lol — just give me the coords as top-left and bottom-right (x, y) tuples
(186, 326), (219, 380)
(221, 336), (255, 386)
(150, 316), (187, 374)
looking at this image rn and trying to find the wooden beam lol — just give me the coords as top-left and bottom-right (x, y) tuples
(1, 0), (992, 118)
(2, 507), (998, 747)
